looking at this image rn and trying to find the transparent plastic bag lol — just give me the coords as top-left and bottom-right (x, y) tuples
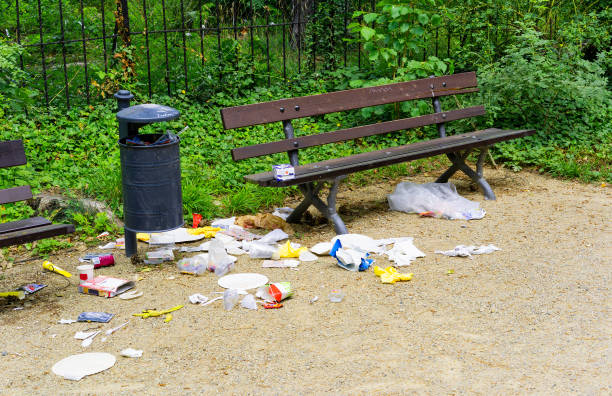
(388, 182), (485, 220)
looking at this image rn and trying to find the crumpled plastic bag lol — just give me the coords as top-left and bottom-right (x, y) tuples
(329, 239), (374, 271)
(235, 213), (294, 234)
(276, 241), (307, 258)
(384, 237), (426, 266)
(435, 244), (500, 258)
(388, 182), (485, 220)
(373, 266), (413, 284)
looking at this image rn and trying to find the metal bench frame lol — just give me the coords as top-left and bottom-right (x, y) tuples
(221, 72), (535, 234)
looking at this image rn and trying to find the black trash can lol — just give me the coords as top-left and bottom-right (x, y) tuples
(115, 100), (183, 257)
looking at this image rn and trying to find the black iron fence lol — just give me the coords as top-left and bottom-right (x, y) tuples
(2, 0), (457, 109)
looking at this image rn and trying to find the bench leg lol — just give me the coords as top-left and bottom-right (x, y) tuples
(437, 148), (496, 200)
(286, 177), (348, 235)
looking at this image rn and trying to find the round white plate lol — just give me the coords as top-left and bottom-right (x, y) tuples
(52, 352), (116, 380)
(218, 273), (269, 290)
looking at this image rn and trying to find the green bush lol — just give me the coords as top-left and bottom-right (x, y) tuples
(0, 39), (37, 116)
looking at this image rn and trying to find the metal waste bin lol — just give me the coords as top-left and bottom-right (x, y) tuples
(115, 91), (183, 257)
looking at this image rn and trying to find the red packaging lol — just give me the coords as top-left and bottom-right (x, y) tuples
(192, 213), (203, 228)
(92, 254), (115, 269)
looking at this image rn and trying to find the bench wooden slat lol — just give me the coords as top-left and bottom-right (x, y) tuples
(232, 106), (486, 160)
(0, 216), (52, 235)
(0, 185), (33, 205)
(221, 72), (478, 129)
(0, 140), (27, 169)
(245, 128), (535, 187)
(0, 223), (75, 248)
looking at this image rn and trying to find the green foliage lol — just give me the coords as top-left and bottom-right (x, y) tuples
(71, 212), (119, 238)
(0, 39), (37, 116)
(27, 238), (73, 257)
(477, 25), (611, 181)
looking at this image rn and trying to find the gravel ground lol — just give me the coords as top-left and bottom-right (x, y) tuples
(0, 168), (610, 395)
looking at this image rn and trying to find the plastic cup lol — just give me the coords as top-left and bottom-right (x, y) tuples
(77, 264), (94, 285)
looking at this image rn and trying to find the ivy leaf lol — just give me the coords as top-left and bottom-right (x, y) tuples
(417, 13), (429, 25)
(363, 13), (378, 24)
(430, 14), (442, 26)
(410, 26), (425, 36)
(400, 23), (411, 33)
(360, 26), (376, 41)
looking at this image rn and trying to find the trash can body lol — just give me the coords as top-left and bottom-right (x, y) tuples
(119, 134), (183, 232)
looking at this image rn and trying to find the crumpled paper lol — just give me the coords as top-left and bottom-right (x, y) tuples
(235, 213), (294, 234)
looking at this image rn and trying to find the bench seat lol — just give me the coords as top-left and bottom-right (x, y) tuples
(246, 128), (534, 187)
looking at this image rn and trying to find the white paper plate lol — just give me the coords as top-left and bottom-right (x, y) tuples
(218, 273), (269, 290)
(52, 352), (116, 380)
(148, 228), (205, 244)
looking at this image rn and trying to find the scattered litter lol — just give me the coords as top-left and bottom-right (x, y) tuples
(329, 289), (344, 303)
(59, 319), (77, 324)
(263, 302), (283, 309)
(211, 217), (237, 230)
(273, 163), (295, 181)
(77, 264), (94, 284)
(18, 283), (47, 295)
(98, 238), (125, 249)
(0, 291), (25, 299)
(179, 241), (210, 253)
(133, 305), (183, 319)
(187, 226), (221, 238)
(79, 253), (115, 268)
(272, 207), (294, 220)
(119, 290), (143, 300)
(259, 229), (289, 244)
(77, 312), (114, 323)
(78, 276), (135, 298)
(223, 289), (240, 310)
(177, 255), (209, 275)
(167, 276), (175, 280)
(52, 352), (116, 381)
(310, 242), (332, 255)
(219, 227), (261, 241)
(256, 282), (293, 302)
(309, 296), (319, 304)
(226, 246), (247, 255)
(331, 234), (383, 254)
(276, 241), (307, 258)
(209, 239), (236, 277)
(50, 334), (57, 338)
(240, 294), (258, 310)
(384, 237), (426, 266)
(144, 249), (174, 265)
(74, 331), (99, 340)
(120, 348), (143, 358)
(106, 321), (129, 335)
(218, 273), (269, 291)
(447, 269), (455, 275)
(200, 296), (223, 306)
(96, 231), (110, 239)
(248, 242), (277, 259)
(435, 244), (501, 258)
(330, 239), (373, 271)
(42, 261), (72, 278)
(214, 233), (237, 245)
(262, 260), (300, 268)
(138, 228), (205, 244)
(298, 250), (317, 262)
(388, 182), (486, 220)
(81, 331), (101, 348)
(373, 266), (413, 284)
(12, 306), (24, 310)
(188, 294), (209, 304)
(192, 213), (203, 228)
(235, 213), (294, 234)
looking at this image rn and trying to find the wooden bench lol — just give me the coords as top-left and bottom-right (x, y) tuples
(0, 140), (75, 247)
(220, 72), (535, 234)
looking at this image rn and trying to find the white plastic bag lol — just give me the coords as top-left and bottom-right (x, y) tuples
(388, 182), (485, 220)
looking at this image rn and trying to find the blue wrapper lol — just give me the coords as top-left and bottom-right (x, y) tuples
(77, 312), (114, 323)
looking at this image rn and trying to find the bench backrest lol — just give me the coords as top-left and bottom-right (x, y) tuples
(0, 140), (33, 205)
(221, 72), (483, 163)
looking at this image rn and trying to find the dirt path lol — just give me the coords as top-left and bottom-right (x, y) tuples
(1, 168), (610, 395)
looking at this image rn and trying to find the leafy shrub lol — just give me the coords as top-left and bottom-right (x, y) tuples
(0, 39), (37, 116)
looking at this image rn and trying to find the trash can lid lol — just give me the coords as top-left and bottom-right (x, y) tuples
(117, 104), (180, 124)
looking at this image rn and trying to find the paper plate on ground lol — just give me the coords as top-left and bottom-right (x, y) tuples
(139, 228), (206, 244)
(218, 273), (269, 290)
(52, 352), (116, 380)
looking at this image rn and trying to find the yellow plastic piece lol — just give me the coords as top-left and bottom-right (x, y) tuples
(164, 314), (173, 323)
(0, 291), (25, 299)
(374, 265), (412, 284)
(277, 241), (307, 258)
(133, 305), (183, 319)
(136, 233), (150, 242)
(187, 227), (221, 238)
(42, 261), (72, 278)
